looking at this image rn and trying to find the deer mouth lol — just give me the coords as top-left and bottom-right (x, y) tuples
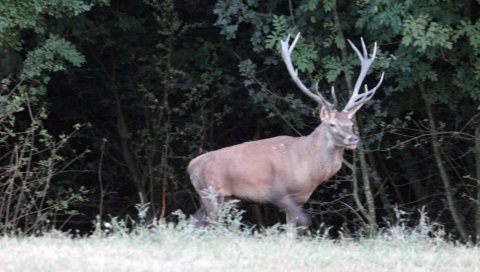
(346, 144), (358, 150)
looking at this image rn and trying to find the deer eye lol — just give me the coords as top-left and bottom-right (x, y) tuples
(329, 123), (336, 128)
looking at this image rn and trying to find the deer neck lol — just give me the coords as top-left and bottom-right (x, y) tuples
(299, 123), (345, 179)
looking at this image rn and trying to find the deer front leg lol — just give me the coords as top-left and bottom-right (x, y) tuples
(273, 197), (311, 228)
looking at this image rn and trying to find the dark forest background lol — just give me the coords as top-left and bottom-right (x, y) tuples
(1, 0), (480, 241)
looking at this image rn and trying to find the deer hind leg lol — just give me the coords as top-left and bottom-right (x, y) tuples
(190, 169), (215, 227)
(191, 196), (220, 227)
(190, 174), (224, 225)
(192, 206), (208, 227)
(190, 191), (222, 227)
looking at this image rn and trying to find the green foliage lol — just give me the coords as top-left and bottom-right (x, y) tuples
(264, 15), (290, 49)
(21, 35), (85, 80)
(238, 59), (257, 87)
(402, 15), (454, 51)
(300, 0), (320, 12)
(1, 0), (480, 241)
(0, 0), (106, 234)
(0, 82), (89, 234)
(322, 0), (337, 12)
(213, 0), (259, 40)
(0, 0), (108, 34)
(455, 20), (480, 52)
(322, 55), (344, 83)
(356, 0), (412, 41)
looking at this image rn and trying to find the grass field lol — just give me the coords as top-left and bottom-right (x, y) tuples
(1, 222), (479, 272)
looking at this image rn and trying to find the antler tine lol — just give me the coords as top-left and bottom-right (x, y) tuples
(289, 33), (300, 55)
(344, 72), (385, 111)
(313, 83), (337, 109)
(343, 38), (383, 113)
(360, 37), (367, 57)
(330, 86), (338, 108)
(347, 39), (363, 63)
(371, 41), (378, 60)
(280, 33), (335, 111)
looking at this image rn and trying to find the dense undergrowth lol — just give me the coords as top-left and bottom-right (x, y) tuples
(3, 0), (480, 240)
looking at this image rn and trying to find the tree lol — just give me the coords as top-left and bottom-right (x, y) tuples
(1, 0), (480, 240)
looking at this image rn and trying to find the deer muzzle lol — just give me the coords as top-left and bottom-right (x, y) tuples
(345, 135), (359, 150)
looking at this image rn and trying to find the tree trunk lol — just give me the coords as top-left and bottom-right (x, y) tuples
(475, 122), (480, 241)
(110, 55), (146, 203)
(367, 152), (395, 221)
(420, 82), (469, 241)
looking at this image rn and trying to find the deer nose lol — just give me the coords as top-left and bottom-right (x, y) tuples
(347, 135), (359, 145)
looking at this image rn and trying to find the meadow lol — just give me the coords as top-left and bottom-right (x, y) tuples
(1, 211), (479, 272)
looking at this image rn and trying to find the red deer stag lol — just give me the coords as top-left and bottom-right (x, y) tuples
(188, 33), (384, 227)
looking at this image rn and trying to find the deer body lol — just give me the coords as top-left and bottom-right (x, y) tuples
(189, 33), (384, 227)
(188, 124), (343, 205)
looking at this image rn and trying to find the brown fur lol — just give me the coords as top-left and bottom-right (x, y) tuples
(188, 111), (358, 227)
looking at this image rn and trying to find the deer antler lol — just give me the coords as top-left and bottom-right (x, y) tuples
(280, 33), (336, 112)
(343, 38), (385, 114)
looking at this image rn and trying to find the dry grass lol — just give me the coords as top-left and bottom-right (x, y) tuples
(1, 225), (479, 272)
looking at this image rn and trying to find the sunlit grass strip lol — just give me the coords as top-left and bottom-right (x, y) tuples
(1, 205), (478, 272)
(1, 224), (479, 272)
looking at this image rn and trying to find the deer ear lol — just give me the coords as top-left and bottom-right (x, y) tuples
(346, 104), (363, 119)
(319, 106), (331, 121)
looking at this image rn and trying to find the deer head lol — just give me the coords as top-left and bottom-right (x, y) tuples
(280, 33), (384, 150)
